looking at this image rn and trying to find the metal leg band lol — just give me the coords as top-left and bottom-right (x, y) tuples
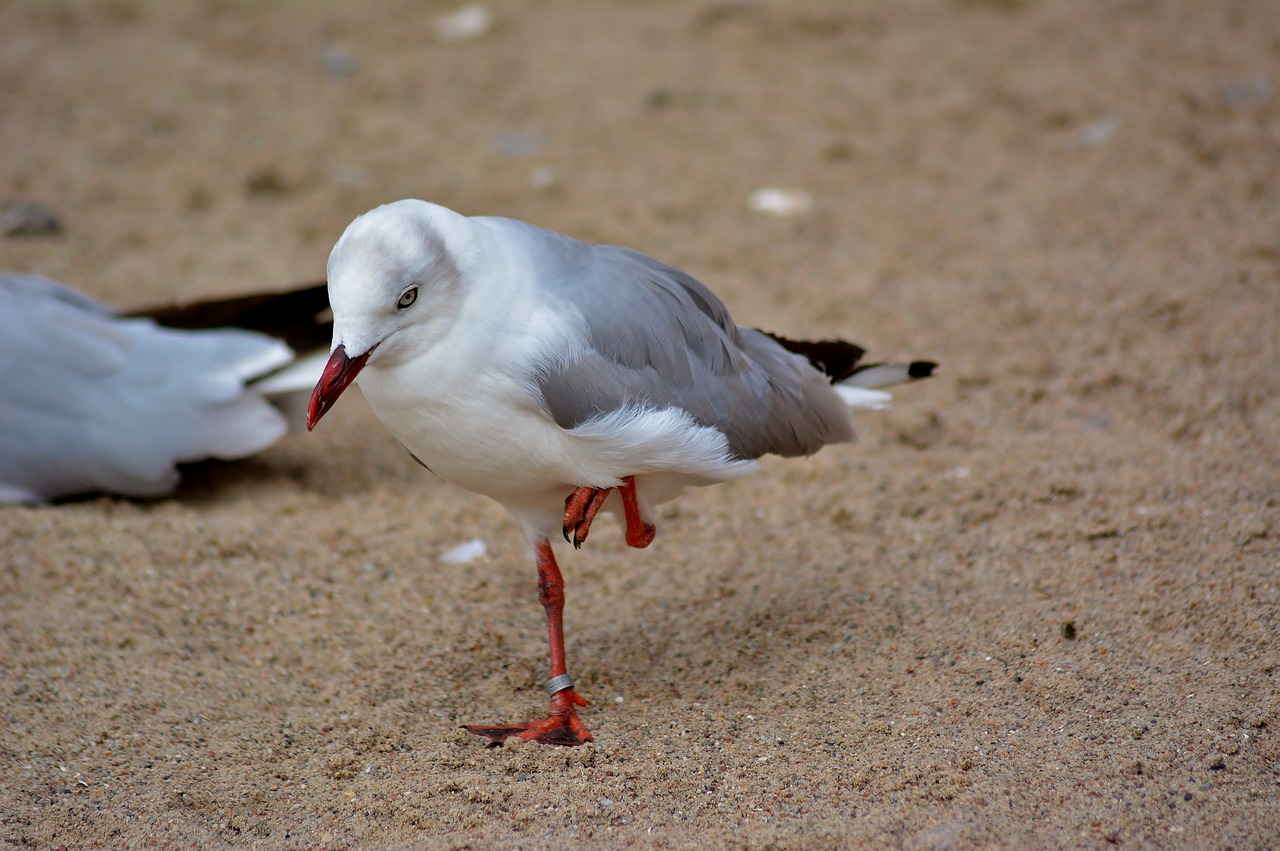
(545, 673), (575, 697)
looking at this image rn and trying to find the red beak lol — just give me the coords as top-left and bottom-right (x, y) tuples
(307, 343), (373, 431)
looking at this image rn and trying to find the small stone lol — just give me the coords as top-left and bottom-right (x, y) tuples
(1078, 114), (1121, 146)
(245, 168), (290, 197)
(319, 45), (361, 80)
(747, 187), (812, 217)
(1, 200), (63, 237)
(435, 4), (491, 41)
(1221, 77), (1273, 107)
(440, 539), (487, 564)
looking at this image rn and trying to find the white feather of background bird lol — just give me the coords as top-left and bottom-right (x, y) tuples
(0, 273), (327, 503)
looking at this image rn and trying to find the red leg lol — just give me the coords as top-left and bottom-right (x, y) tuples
(619, 476), (656, 549)
(463, 541), (593, 747)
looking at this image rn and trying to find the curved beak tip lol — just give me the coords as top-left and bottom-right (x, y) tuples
(306, 343), (370, 431)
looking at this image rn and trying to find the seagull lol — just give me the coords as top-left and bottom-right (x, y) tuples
(0, 274), (329, 503)
(307, 199), (935, 747)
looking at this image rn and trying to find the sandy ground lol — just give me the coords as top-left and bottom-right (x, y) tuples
(2, 1), (1278, 847)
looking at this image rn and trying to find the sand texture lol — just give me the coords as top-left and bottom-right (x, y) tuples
(2, 1), (1278, 847)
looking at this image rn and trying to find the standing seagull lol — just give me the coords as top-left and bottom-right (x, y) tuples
(307, 200), (935, 746)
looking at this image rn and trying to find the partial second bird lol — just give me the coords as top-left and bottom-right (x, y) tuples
(0, 274), (330, 503)
(308, 200), (936, 747)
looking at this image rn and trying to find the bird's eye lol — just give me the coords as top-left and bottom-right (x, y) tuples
(397, 286), (418, 309)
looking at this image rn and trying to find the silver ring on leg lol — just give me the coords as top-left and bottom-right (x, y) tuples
(545, 674), (575, 697)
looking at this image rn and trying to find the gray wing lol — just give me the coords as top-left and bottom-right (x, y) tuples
(532, 244), (856, 460)
(0, 274), (291, 503)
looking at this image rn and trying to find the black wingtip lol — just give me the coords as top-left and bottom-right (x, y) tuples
(760, 331), (867, 383)
(128, 280), (332, 352)
(908, 361), (938, 379)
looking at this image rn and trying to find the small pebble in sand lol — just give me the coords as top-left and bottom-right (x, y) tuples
(440, 539), (487, 564)
(435, 4), (491, 41)
(1, 200), (62, 237)
(529, 166), (556, 190)
(748, 187), (812, 217)
(319, 45), (361, 80)
(1078, 114), (1121, 146)
(1221, 77), (1272, 107)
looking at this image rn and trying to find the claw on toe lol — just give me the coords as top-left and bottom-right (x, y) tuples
(561, 477), (656, 551)
(463, 724), (535, 748)
(563, 486), (610, 549)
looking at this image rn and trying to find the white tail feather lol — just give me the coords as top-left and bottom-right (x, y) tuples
(845, 363), (917, 389)
(834, 384), (893, 411)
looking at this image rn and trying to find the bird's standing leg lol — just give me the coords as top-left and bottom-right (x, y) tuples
(463, 540), (593, 747)
(562, 476), (655, 549)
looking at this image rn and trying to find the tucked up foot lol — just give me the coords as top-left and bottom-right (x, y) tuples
(463, 688), (593, 747)
(563, 486), (611, 549)
(563, 476), (656, 550)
